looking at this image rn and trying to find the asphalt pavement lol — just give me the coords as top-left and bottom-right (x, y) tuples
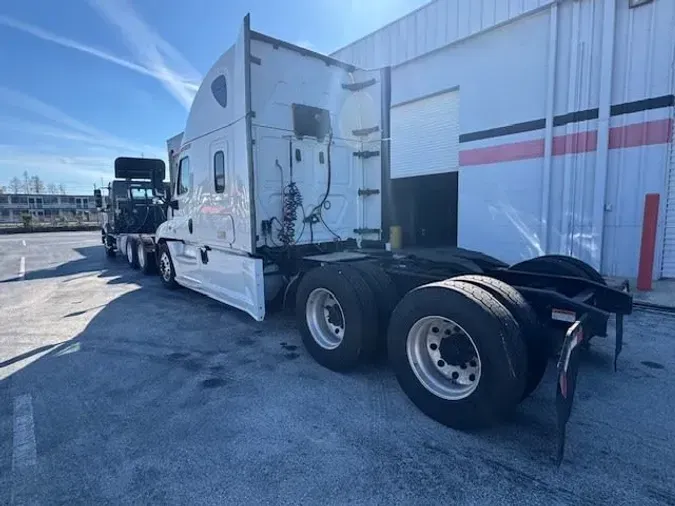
(1, 231), (674, 505)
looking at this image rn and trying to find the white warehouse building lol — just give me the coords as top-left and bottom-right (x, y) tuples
(331, 0), (675, 279)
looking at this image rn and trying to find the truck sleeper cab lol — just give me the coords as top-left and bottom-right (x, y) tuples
(155, 15), (632, 464)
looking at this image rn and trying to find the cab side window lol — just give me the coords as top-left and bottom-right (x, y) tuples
(214, 151), (225, 193)
(177, 157), (190, 195)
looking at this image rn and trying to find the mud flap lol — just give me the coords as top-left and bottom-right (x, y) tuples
(614, 280), (630, 371)
(555, 314), (588, 466)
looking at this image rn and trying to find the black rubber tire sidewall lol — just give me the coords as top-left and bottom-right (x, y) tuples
(352, 262), (399, 349)
(510, 256), (589, 280)
(126, 239), (139, 269)
(387, 282), (527, 429)
(139, 245), (155, 275)
(535, 255), (606, 285)
(296, 264), (378, 372)
(453, 275), (548, 400)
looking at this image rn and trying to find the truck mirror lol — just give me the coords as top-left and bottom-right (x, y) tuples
(94, 189), (103, 210)
(169, 200), (179, 211)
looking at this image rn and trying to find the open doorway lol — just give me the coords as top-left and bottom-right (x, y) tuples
(390, 171), (458, 248)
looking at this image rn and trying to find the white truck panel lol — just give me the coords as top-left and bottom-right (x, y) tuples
(159, 15), (382, 320)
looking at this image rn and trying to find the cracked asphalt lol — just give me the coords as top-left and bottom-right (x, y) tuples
(1, 231), (674, 505)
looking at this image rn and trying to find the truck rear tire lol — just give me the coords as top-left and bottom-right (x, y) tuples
(510, 255), (604, 350)
(452, 275), (547, 400)
(352, 262), (399, 351)
(126, 239), (139, 269)
(510, 255), (593, 281)
(296, 264), (379, 372)
(137, 241), (155, 275)
(387, 280), (527, 429)
(158, 243), (179, 289)
(535, 255), (606, 285)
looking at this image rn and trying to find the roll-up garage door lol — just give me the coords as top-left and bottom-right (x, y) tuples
(390, 89), (460, 179)
(661, 114), (675, 277)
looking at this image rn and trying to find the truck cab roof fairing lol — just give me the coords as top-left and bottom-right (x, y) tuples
(181, 44), (242, 145)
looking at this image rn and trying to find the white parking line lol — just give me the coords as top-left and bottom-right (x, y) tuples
(19, 257), (25, 279)
(12, 394), (37, 470)
(21, 240), (26, 247)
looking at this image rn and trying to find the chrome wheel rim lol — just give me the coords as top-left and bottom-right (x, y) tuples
(137, 242), (145, 269)
(305, 288), (345, 350)
(406, 316), (481, 400)
(160, 252), (172, 282)
(126, 241), (133, 264)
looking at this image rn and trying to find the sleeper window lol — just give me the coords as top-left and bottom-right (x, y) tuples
(177, 157), (191, 195)
(214, 151), (225, 193)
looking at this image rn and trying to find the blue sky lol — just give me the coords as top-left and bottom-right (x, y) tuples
(0, 0), (427, 194)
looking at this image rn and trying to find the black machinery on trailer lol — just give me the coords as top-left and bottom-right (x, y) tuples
(95, 157), (169, 274)
(292, 247), (632, 464)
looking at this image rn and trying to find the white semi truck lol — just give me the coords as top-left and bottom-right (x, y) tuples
(114, 15), (632, 463)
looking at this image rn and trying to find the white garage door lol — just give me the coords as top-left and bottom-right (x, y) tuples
(390, 89), (460, 179)
(661, 116), (675, 277)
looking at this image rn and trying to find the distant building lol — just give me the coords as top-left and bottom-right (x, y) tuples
(0, 193), (100, 223)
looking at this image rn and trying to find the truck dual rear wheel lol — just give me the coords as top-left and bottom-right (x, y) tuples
(296, 264), (378, 372)
(351, 262), (399, 352)
(453, 275), (547, 400)
(387, 280), (527, 429)
(126, 239), (139, 269)
(136, 241), (155, 275)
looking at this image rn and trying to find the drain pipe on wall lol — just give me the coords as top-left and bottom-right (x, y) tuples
(591, 0), (617, 273)
(541, 1), (559, 254)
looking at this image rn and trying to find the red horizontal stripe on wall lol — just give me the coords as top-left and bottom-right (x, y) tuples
(608, 118), (672, 149)
(459, 119), (673, 166)
(552, 130), (597, 155)
(458, 138), (544, 165)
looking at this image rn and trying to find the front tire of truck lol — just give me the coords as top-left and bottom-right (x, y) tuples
(158, 242), (179, 289)
(387, 280), (527, 430)
(296, 264), (378, 372)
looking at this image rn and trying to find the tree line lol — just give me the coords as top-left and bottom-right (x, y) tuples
(0, 171), (67, 195)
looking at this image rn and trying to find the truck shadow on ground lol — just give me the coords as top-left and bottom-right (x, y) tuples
(1, 246), (671, 504)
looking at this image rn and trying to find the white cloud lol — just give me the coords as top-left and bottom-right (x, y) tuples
(0, 88), (165, 187)
(0, 87), (164, 157)
(0, 13), (200, 108)
(87, 0), (201, 110)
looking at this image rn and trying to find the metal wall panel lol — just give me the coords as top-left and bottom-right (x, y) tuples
(602, 0), (675, 278)
(333, 0), (674, 278)
(663, 118), (675, 277)
(331, 0), (555, 69)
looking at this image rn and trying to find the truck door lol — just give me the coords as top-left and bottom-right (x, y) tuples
(166, 154), (203, 288)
